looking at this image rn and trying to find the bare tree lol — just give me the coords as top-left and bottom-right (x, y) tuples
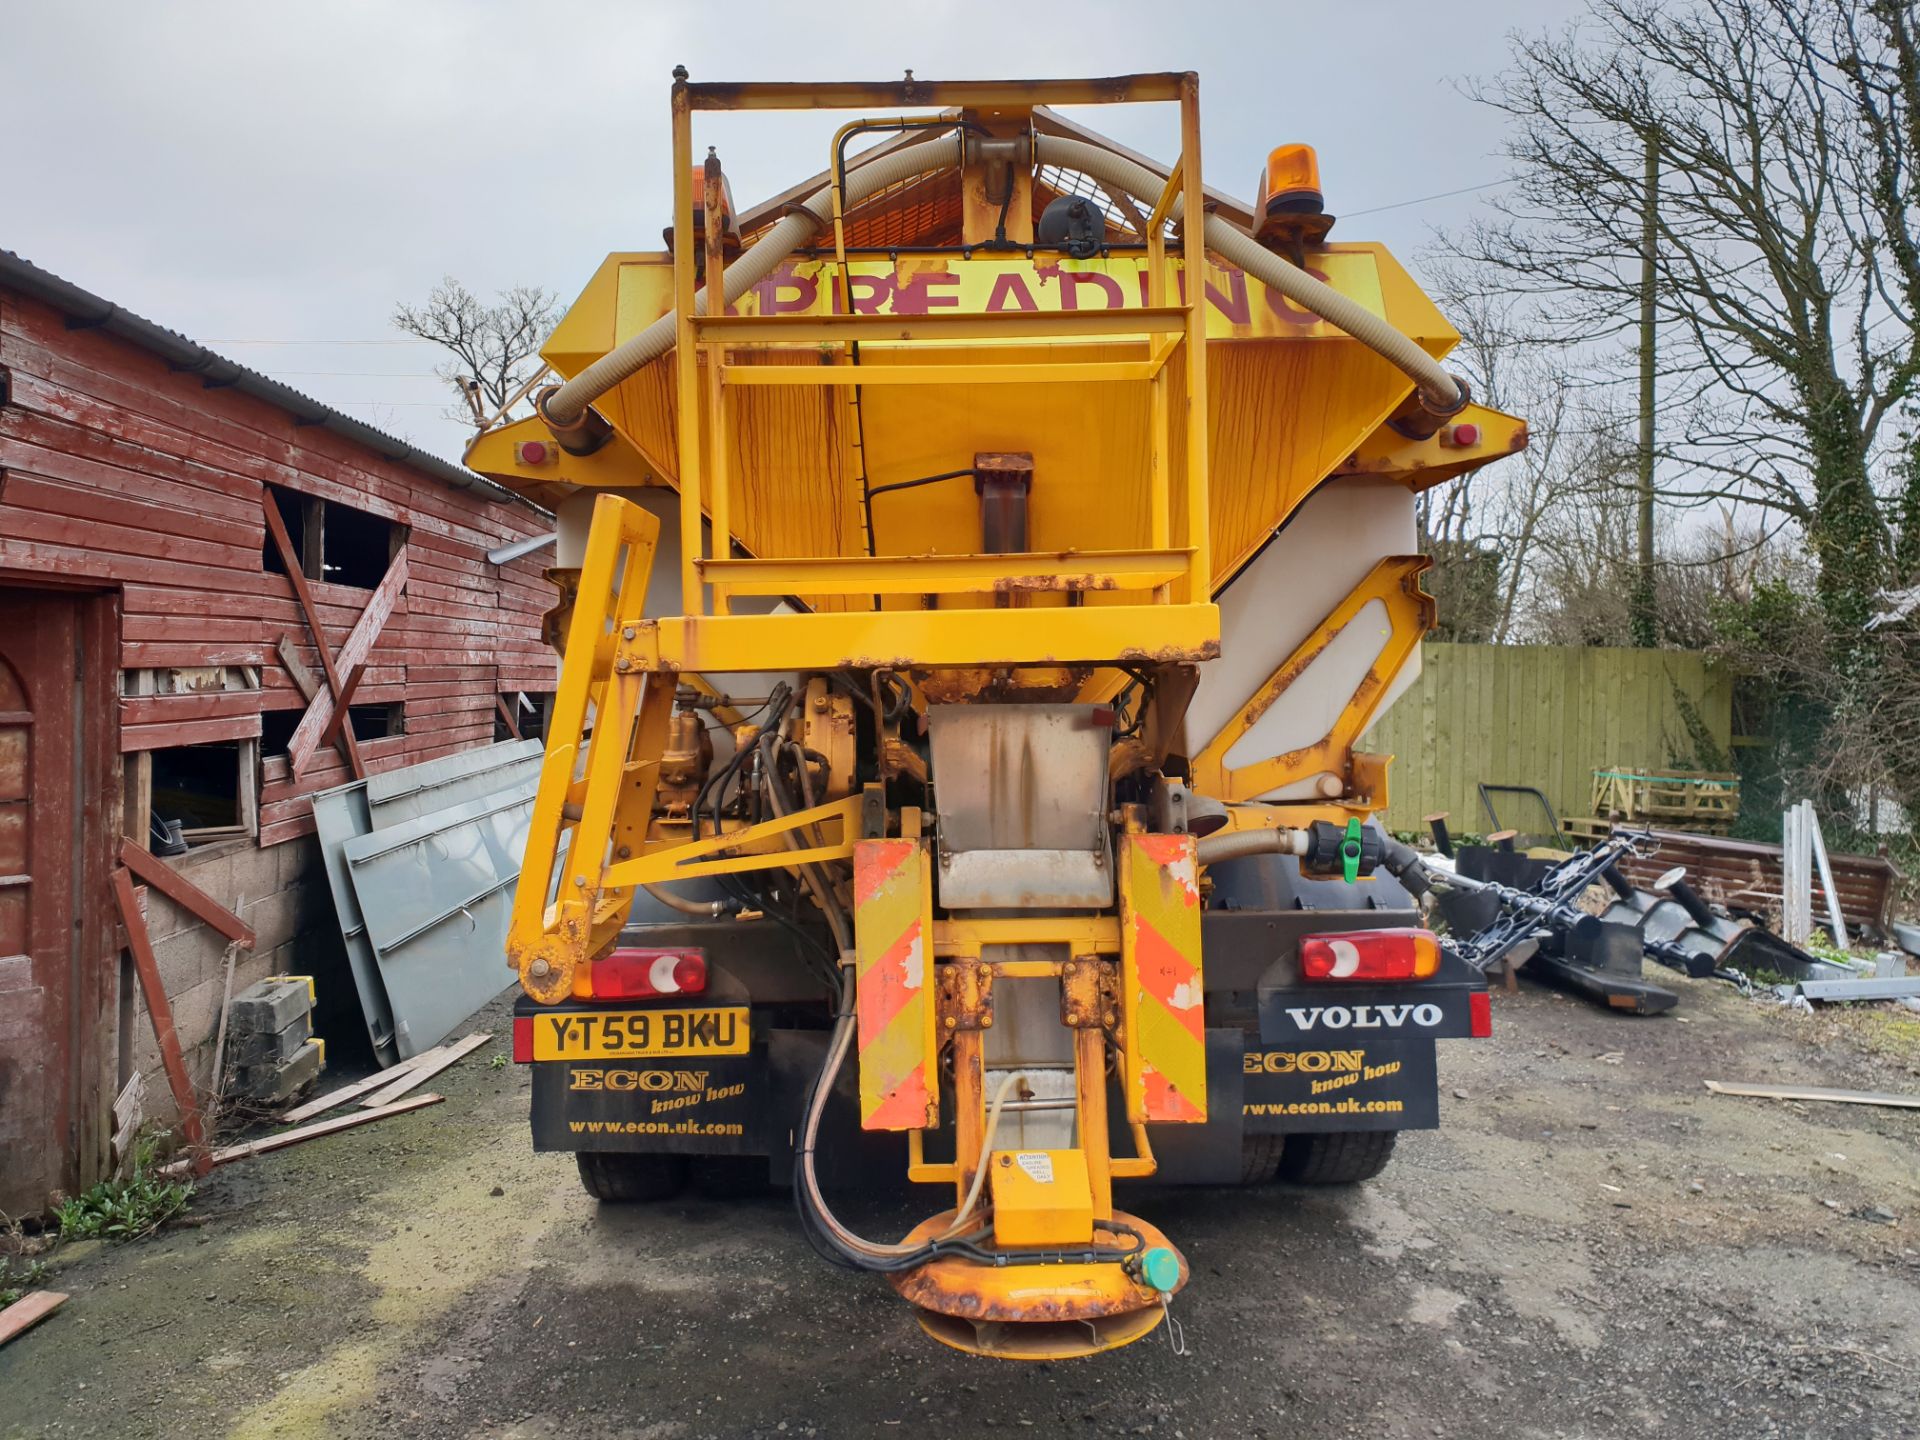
(1445, 0), (1920, 668)
(1416, 269), (1630, 643)
(393, 277), (558, 428)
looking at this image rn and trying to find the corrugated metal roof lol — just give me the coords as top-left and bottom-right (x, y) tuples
(0, 248), (540, 512)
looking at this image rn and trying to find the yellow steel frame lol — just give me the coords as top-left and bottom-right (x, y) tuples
(511, 73), (1223, 1032)
(669, 72), (1217, 634)
(906, 912), (1158, 1199)
(1188, 556), (1436, 805)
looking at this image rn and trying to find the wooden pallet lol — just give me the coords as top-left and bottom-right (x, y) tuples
(1592, 769), (1739, 833)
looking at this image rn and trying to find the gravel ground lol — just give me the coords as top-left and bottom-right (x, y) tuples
(4, 972), (1917, 1439)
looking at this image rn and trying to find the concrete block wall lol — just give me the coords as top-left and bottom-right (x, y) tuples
(127, 835), (335, 1121)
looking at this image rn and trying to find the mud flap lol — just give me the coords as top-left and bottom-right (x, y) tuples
(1240, 1036), (1439, 1133)
(1131, 1028), (1246, 1185)
(530, 1051), (764, 1154)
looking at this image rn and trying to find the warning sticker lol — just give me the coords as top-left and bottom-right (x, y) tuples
(1015, 1153), (1055, 1184)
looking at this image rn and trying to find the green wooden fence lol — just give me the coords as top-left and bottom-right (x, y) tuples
(1358, 643), (1733, 836)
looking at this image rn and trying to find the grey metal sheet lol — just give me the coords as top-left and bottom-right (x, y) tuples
(928, 704), (1112, 908)
(342, 777), (536, 1059)
(364, 738), (542, 829)
(1794, 976), (1920, 1002)
(309, 781), (391, 1058)
(310, 739), (544, 1065)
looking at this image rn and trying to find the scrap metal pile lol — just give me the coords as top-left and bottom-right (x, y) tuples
(1418, 829), (1870, 1016)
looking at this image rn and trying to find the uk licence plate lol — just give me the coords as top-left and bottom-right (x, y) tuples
(532, 1006), (750, 1060)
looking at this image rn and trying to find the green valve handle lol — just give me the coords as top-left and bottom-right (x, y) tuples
(1340, 817), (1364, 883)
(1138, 1247), (1181, 1294)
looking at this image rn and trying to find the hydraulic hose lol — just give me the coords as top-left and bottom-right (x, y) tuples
(1194, 826), (1311, 868)
(1028, 134), (1467, 414)
(940, 1070), (1025, 1238)
(541, 130), (964, 427)
(1194, 824), (1433, 902)
(641, 883), (734, 918)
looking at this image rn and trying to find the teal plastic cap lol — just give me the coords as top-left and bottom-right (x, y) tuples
(1139, 1247), (1181, 1294)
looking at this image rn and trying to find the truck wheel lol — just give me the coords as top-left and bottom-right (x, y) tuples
(576, 1151), (689, 1202)
(1277, 1131), (1398, 1184)
(1240, 1134), (1287, 1184)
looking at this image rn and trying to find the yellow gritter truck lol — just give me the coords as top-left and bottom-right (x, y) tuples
(466, 71), (1527, 1360)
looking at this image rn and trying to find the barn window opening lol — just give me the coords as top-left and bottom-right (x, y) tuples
(259, 708), (302, 756)
(495, 691), (553, 743)
(148, 741), (242, 846)
(262, 484), (403, 589)
(323, 500), (401, 589)
(262, 486), (317, 578)
(349, 702), (404, 741)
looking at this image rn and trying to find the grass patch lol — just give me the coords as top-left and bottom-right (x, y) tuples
(54, 1131), (193, 1244)
(0, 1255), (50, 1307)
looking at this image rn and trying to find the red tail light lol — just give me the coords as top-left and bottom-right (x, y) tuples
(586, 947), (708, 1001)
(512, 1014), (534, 1062)
(1300, 928), (1441, 983)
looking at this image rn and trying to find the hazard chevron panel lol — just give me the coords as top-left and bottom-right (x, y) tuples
(1119, 832), (1207, 1123)
(852, 839), (938, 1131)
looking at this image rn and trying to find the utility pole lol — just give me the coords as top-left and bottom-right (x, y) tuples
(1631, 131), (1660, 648)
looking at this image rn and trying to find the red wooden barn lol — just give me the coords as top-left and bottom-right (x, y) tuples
(0, 249), (555, 1217)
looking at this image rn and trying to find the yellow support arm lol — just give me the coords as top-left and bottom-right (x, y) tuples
(1188, 556), (1434, 805)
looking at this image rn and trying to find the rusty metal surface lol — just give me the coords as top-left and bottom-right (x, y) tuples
(1615, 828), (1899, 938)
(886, 1206), (1182, 1324)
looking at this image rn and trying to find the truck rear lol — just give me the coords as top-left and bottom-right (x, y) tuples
(469, 70), (1524, 1358)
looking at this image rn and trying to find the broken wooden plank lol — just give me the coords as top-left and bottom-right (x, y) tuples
(113, 867), (209, 1172)
(1705, 1080), (1920, 1110)
(274, 1044), (445, 1126)
(360, 1033), (492, 1109)
(285, 548), (408, 779)
(276, 632), (321, 702)
(263, 494), (367, 781)
(112, 1071), (147, 1162)
(199, 1093), (445, 1171)
(119, 839), (256, 948)
(317, 662), (368, 750)
(0, 1292), (68, 1348)
(494, 692), (521, 740)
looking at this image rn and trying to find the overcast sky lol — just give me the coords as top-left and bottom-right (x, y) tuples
(4, 0), (1587, 464)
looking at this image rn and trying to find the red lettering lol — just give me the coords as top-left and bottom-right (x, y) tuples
(893, 270), (961, 314)
(985, 272), (1039, 312)
(1263, 266), (1336, 327)
(846, 273), (891, 315)
(1204, 267), (1250, 326)
(755, 265), (818, 315)
(1060, 271), (1125, 310)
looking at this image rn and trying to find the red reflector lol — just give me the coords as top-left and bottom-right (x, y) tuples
(592, 947), (708, 1000)
(1450, 422), (1481, 447)
(1300, 928), (1441, 982)
(1469, 989), (1493, 1038)
(512, 1014), (534, 1063)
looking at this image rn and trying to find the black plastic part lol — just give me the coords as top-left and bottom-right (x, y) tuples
(1666, 877), (1719, 929)
(1035, 195), (1107, 259)
(1301, 818), (1384, 878)
(1524, 951), (1679, 1015)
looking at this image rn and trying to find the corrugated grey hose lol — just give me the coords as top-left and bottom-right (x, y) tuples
(539, 131), (965, 428)
(540, 129), (1466, 430)
(1029, 134), (1466, 414)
